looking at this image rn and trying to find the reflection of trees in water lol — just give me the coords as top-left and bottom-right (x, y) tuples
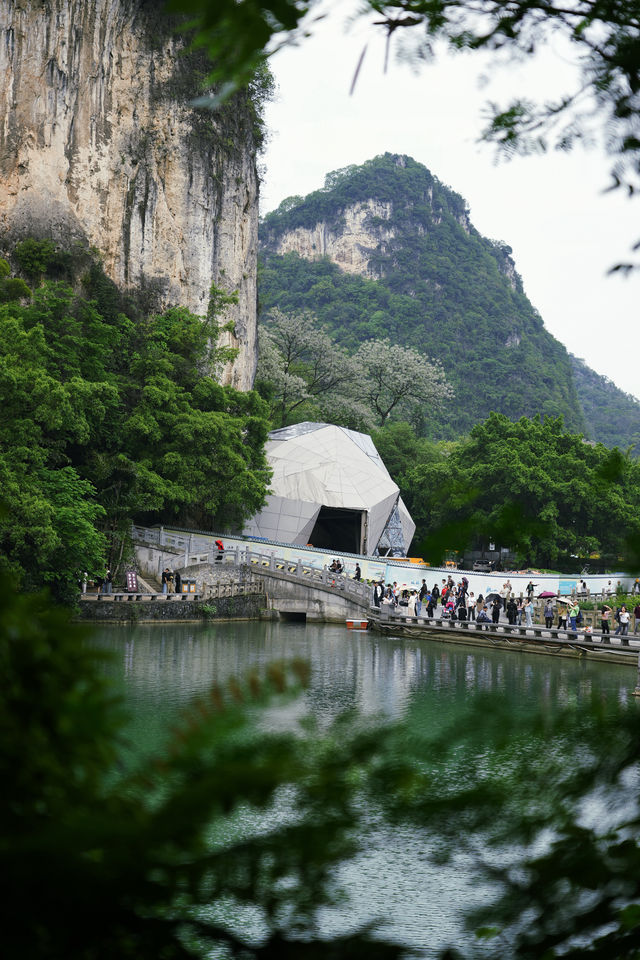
(91, 623), (633, 735)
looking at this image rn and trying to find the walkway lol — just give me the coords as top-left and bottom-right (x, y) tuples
(370, 608), (640, 666)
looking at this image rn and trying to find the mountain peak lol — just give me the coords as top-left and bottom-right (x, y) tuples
(259, 155), (639, 447)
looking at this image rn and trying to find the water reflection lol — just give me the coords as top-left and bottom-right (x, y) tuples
(93, 621), (635, 729)
(90, 622), (634, 956)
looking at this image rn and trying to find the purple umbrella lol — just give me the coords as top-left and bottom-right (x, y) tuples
(537, 590), (557, 599)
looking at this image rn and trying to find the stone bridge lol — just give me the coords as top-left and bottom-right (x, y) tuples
(132, 525), (372, 623)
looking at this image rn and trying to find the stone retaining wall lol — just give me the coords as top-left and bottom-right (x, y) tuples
(76, 594), (265, 623)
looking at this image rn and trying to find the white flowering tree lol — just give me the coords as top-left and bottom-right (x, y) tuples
(354, 338), (453, 426)
(256, 308), (370, 428)
(257, 312), (452, 430)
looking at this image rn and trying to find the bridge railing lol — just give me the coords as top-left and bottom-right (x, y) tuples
(131, 525), (372, 607)
(240, 548), (370, 605)
(200, 579), (266, 600)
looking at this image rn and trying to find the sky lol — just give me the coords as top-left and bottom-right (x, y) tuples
(259, 0), (640, 402)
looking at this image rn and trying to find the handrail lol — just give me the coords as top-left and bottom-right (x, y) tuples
(131, 524), (371, 605)
(374, 608), (637, 649)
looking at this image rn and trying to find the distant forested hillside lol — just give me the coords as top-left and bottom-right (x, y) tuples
(258, 154), (634, 445)
(570, 356), (640, 451)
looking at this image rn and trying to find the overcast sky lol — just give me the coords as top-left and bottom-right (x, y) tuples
(259, 0), (640, 402)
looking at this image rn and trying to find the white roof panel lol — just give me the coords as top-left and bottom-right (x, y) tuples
(243, 423), (415, 554)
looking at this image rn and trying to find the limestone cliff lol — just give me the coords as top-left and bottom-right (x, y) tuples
(0, 0), (258, 388)
(260, 155), (518, 292)
(269, 199), (396, 277)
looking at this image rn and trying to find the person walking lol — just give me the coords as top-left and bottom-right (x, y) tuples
(104, 569), (113, 595)
(174, 570), (182, 594)
(468, 591), (476, 621)
(516, 597), (524, 626)
(491, 596), (502, 625)
(614, 606), (623, 636)
(525, 598), (534, 627)
(354, 563), (362, 581)
(408, 591), (418, 618)
(506, 596), (518, 625)
(569, 599), (580, 637)
(557, 605), (568, 631)
(161, 567), (172, 594)
(544, 599), (554, 629)
(634, 601), (640, 635)
(619, 605), (630, 644)
(601, 603), (612, 638)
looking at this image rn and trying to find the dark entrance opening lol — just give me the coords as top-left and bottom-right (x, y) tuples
(279, 611), (307, 622)
(309, 506), (364, 554)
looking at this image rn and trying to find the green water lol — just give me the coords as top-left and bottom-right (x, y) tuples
(91, 620), (636, 955)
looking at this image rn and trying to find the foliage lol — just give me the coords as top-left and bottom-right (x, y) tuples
(12, 237), (92, 284)
(166, 0), (311, 106)
(259, 154), (590, 439)
(402, 412), (640, 568)
(256, 307), (368, 428)
(372, 420), (445, 482)
(394, 690), (640, 959)
(570, 354), (640, 453)
(355, 337), (451, 424)
(14, 238), (58, 279)
(0, 257), (31, 302)
(171, 0), (640, 259)
(0, 249), (271, 598)
(257, 306), (451, 429)
(1, 587), (409, 959)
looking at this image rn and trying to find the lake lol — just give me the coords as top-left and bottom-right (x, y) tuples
(90, 619), (636, 956)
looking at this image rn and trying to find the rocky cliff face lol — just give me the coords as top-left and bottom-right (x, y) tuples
(270, 199), (396, 277)
(0, 0), (258, 388)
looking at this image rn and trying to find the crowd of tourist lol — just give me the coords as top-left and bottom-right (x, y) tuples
(371, 575), (640, 642)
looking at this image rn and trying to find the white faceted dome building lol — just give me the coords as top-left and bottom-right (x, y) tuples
(243, 422), (415, 556)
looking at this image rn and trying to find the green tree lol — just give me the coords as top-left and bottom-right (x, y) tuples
(372, 421), (444, 483)
(403, 413), (640, 567)
(0, 257), (30, 302)
(355, 337), (452, 425)
(0, 253), (272, 596)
